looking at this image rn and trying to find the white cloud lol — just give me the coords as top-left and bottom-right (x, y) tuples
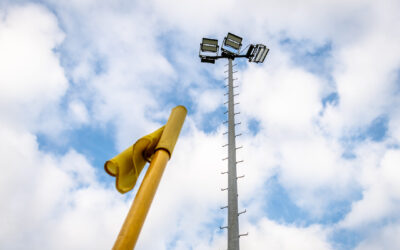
(68, 100), (89, 125)
(0, 123), (130, 250)
(242, 218), (333, 250)
(0, 4), (67, 134)
(340, 147), (400, 228)
(355, 223), (400, 250)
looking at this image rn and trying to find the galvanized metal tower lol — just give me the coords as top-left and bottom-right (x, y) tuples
(199, 33), (269, 250)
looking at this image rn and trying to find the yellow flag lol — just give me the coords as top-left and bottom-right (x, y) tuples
(105, 105), (187, 194)
(104, 126), (165, 194)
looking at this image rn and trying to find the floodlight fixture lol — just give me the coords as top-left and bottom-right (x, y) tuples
(200, 38), (219, 53)
(249, 44), (269, 63)
(223, 32), (242, 52)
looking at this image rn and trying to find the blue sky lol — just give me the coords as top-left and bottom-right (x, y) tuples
(1, 0), (400, 249)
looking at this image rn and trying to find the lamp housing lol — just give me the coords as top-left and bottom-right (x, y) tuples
(249, 44), (269, 63)
(222, 32), (242, 55)
(200, 38), (219, 53)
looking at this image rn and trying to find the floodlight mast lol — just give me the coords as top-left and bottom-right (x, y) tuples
(199, 33), (269, 250)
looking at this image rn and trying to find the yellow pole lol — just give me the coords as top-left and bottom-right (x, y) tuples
(113, 149), (169, 250)
(113, 105), (187, 250)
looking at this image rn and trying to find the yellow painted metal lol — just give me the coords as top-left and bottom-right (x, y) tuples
(112, 149), (169, 250)
(112, 105), (187, 250)
(156, 105), (187, 157)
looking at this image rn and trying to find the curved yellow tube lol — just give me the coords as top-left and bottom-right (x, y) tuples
(112, 105), (187, 250)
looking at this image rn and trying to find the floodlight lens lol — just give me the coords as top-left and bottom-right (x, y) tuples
(259, 47), (269, 63)
(224, 39), (241, 50)
(201, 44), (218, 53)
(254, 47), (265, 62)
(226, 33), (243, 44)
(200, 38), (219, 53)
(202, 38), (218, 46)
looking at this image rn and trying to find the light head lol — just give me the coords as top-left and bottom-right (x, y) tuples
(222, 32), (242, 56)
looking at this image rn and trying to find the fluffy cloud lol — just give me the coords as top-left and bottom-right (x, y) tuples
(0, 123), (130, 250)
(242, 219), (332, 250)
(0, 4), (67, 134)
(340, 147), (400, 228)
(355, 223), (400, 250)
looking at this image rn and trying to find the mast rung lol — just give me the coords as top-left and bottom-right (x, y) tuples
(236, 146), (243, 150)
(236, 160), (244, 164)
(235, 112), (240, 115)
(234, 102), (240, 105)
(238, 209), (247, 216)
(221, 171), (228, 174)
(223, 131), (228, 135)
(221, 187), (228, 191)
(239, 232), (248, 237)
(222, 157), (228, 161)
(224, 93), (229, 96)
(233, 86), (239, 88)
(224, 111), (228, 114)
(223, 121), (228, 124)
(234, 93), (239, 97)
(237, 175), (245, 179)
(220, 226), (228, 230)
(222, 144), (228, 147)
(220, 206), (228, 209)
(235, 133), (242, 137)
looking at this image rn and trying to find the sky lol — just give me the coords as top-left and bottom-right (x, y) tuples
(1, 0), (400, 249)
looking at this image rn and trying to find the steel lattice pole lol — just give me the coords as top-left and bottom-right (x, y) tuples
(227, 58), (240, 250)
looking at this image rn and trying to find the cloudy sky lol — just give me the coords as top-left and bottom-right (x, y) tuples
(1, 0), (400, 249)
